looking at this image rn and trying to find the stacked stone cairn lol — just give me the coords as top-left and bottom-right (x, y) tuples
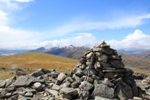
(0, 40), (150, 100)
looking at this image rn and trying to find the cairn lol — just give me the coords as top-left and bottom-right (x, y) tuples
(70, 40), (138, 100)
(0, 40), (150, 100)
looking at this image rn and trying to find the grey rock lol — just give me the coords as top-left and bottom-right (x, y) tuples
(93, 84), (114, 99)
(60, 81), (71, 88)
(116, 81), (133, 100)
(86, 52), (93, 59)
(109, 60), (124, 68)
(98, 54), (108, 62)
(71, 81), (79, 88)
(73, 74), (82, 83)
(24, 92), (33, 97)
(33, 82), (42, 91)
(45, 89), (59, 97)
(81, 76), (93, 83)
(75, 68), (84, 77)
(94, 61), (102, 71)
(56, 73), (66, 84)
(60, 87), (78, 99)
(30, 68), (45, 77)
(95, 96), (113, 100)
(133, 97), (143, 100)
(18, 95), (27, 100)
(0, 77), (16, 88)
(79, 81), (93, 91)
(11, 76), (36, 87)
(16, 69), (26, 76)
(51, 84), (60, 91)
(65, 77), (74, 83)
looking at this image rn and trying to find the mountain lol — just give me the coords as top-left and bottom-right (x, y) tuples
(0, 49), (27, 56)
(133, 50), (150, 59)
(30, 47), (46, 52)
(32, 46), (150, 72)
(44, 45), (89, 59)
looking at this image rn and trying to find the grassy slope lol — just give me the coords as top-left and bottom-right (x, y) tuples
(0, 52), (78, 80)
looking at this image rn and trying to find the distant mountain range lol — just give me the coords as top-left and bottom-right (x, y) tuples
(0, 49), (27, 56)
(0, 45), (150, 75)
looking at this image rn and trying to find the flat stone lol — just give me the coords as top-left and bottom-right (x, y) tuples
(60, 87), (78, 99)
(30, 68), (50, 77)
(51, 84), (60, 91)
(24, 92), (33, 97)
(79, 81), (93, 91)
(133, 97), (143, 100)
(86, 52), (93, 59)
(93, 84), (114, 99)
(45, 89), (59, 97)
(11, 76), (36, 87)
(0, 77), (16, 88)
(95, 96), (113, 100)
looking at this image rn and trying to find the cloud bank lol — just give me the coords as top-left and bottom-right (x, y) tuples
(0, 1), (150, 50)
(107, 29), (150, 50)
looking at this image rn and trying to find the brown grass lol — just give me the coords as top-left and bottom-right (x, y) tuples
(0, 52), (78, 80)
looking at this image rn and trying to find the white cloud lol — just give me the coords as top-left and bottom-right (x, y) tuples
(37, 33), (97, 49)
(15, 0), (34, 2)
(107, 29), (150, 50)
(51, 13), (150, 35)
(0, 11), (8, 25)
(0, 26), (41, 49)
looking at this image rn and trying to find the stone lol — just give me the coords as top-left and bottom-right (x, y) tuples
(79, 81), (93, 91)
(57, 73), (66, 82)
(51, 84), (60, 91)
(33, 82), (42, 91)
(24, 92), (33, 97)
(11, 76), (36, 87)
(109, 60), (124, 68)
(16, 69), (26, 76)
(71, 81), (79, 88)
(30, 68), (45, 77)
(95, 96), (113, 100)
(75, 68), (84, 77)
(0, 77), (16, 88)
(98, 40), (106, 46)
(98, 54), (108, 62)
(18, 95), (27, 100)
(93, 84), (114, 99)
(86, 52), (93, 59)
(133, 97), (143, 100)
(65, 77), (74, 83)
(81, 76), (94, 83)
(60, 81), (71, 88)
(116, 81), (133, 100)
(141, 76), (150, 86)
(60, 87), (78, 99)
(45, 89), (59, 97)
(94, 61), (102, 71)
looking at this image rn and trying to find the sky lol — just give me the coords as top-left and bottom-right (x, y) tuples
(0, 0), (150, 50)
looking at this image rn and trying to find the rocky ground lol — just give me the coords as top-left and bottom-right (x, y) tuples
(0, 41), (150, 100)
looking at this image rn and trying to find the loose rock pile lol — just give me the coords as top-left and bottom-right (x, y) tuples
(0, 41), (150, 100)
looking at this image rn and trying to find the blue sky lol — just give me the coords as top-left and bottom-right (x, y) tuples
(0, 0), (150, 50)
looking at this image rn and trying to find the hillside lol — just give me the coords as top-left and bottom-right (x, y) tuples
(133, 50), (150, 59)
(45, 46), (89, 59)
(0, 52), (78, 80)
(43, 46), (150, 75)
